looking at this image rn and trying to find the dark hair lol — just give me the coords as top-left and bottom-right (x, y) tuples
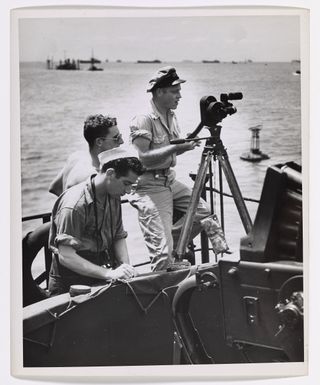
(83, 114), (117, 148)
(101, 157), (144, 177)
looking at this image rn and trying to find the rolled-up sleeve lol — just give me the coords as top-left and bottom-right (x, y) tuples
(130, 115), (153, 143)
(114, 202), (128, 241)
(52, 208), (85, 251)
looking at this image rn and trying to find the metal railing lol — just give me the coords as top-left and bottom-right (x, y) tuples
(22, 188), (260, 288)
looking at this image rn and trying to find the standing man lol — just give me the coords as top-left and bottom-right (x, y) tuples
(48, 152), (144, 295)
(49, 114), (124, 196)
(130, 66), (227, 271)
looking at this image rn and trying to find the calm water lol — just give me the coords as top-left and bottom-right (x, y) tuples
(20, 61), (301, 267)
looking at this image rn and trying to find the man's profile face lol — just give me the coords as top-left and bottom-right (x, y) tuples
(158, 84), (182, 110)
(100, 125), (124, 152)
(106, 169), (139, 197)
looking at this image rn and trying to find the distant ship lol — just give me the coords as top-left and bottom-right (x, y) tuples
(55, 58), (80, 70)
(136, 59), (161, 64)
(202, 60), (220, 63)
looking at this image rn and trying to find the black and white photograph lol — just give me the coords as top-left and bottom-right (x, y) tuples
(10, 3), (309, 381)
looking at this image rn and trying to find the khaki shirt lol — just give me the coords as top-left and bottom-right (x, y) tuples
(49, 176), (127, 258)
(130, 100), (181, 170)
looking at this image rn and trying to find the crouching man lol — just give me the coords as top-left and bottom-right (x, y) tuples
(48, 150), (144, 296)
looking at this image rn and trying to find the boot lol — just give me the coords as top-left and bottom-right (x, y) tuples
(200, 214), (229, 255)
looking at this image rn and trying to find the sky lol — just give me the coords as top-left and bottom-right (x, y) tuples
(19, 14), (300, 62)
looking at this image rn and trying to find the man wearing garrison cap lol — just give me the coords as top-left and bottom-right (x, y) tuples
(130, 66), (228, 271)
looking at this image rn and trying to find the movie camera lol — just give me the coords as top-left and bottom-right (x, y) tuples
(200, 92), (242, 126)
(185, 93), (243, 141)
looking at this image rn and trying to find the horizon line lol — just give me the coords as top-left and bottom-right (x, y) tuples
(20, 59), (301, 64)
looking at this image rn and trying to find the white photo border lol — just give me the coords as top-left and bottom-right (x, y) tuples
(10, 4), (309, 381)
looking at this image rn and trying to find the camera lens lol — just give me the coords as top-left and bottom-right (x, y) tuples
(228, 92), (243, 100)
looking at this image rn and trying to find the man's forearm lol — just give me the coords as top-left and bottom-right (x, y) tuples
(133, 136), (197, 167)
(113, 238), (130, 264)
(137, 144), (178, 167)
(58, 245), (112, 280)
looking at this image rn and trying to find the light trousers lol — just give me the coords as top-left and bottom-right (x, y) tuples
(129, 170), (211, 270)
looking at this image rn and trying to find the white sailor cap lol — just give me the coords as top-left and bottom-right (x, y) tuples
(98, 147), (139, 168)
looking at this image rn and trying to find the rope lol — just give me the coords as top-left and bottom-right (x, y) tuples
(120, 279), (164, 314)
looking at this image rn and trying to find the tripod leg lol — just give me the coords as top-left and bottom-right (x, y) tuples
(218, 154), (253, 234)
(174, 152), (212, 260)
(218, 161), (225, 232)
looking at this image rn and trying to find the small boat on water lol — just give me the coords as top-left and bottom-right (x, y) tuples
(87, 57), (103, 71)
(22, 160), (304, 367)
(81, 51), (103, 71)
(88, 63), (103, 71)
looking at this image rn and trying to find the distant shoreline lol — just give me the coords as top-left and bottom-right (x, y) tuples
(20, 60), (300, 65)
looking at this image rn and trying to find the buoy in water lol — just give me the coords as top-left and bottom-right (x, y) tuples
(240, 124), (269, 162)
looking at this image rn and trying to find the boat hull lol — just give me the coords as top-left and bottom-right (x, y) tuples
(23, 260), (303, 366)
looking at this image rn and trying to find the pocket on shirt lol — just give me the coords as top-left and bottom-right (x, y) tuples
(153, 133), (167, 144)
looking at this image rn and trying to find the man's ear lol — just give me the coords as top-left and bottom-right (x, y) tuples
(105, 168), (116, 178)
(95, 137), (104, 147)
(155, 88), (163, 97)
